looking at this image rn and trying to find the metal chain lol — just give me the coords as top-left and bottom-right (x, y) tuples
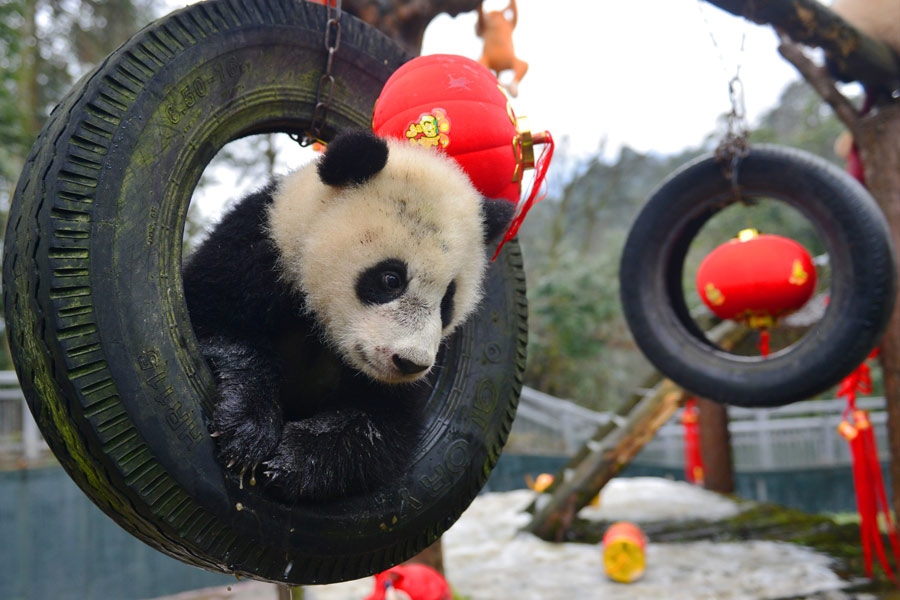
(715, 73), (751, 201)
(291, 0), (342, 147)
(697, 0), (751, 200)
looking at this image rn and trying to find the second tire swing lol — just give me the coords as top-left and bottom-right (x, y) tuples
(619, 145), (896, 407)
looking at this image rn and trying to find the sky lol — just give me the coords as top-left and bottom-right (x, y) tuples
(161, 0), (826, 220)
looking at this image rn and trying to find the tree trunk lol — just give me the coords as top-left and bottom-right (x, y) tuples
(342, 0), (482, 56)
(697, 397), (735, 494)
(17, 0), (40, 144)
(855, 103), (900, 521)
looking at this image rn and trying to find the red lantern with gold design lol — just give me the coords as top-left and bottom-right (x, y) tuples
(372, 53), (547, 204)
(696, 230), (816, 331)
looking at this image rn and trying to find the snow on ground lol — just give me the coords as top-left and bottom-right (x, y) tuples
(305, 478), (860, 600)
(578, 476), (742, 522)
(157, 477), (867, 600)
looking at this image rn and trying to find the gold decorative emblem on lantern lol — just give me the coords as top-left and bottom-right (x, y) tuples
(704, 282), (725, 306)
(789, 259), (809, 286)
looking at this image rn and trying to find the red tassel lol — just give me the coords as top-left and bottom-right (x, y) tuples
(838, 349), (898, 584)
(757, 329), (770, 358)
(681, 398), (705, 485)
(857, 411), (900, 569)
(492, 131), (555, 261)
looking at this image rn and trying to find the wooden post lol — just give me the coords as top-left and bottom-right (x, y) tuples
(697, 397), (735, 494)
(277, 585), (304, 599)
(403, 539), (445, 574)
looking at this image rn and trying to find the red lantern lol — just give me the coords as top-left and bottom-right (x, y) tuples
(374, 53), (524, 202)
(372, 54), (554, 259)
(696, 230), (816, 331)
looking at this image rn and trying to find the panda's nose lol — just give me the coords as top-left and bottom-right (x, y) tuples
(392, 354), (430, 375)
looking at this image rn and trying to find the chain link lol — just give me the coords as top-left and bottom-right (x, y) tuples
(291, 0), (343, 147)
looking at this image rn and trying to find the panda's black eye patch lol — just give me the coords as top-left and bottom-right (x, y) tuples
(356, 259), (408, 305)
(440, 280), (456, 328)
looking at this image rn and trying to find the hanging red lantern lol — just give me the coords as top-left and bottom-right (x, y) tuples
(696, 229), (816, 354)
(372, 54), (554, 258)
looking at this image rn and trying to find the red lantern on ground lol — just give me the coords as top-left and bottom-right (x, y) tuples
(696, 230), (816, 355)
(372, 54), (554, 258)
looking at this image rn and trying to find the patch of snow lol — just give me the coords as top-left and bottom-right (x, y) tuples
(303, 478), (856, 600)
(580, 476), (743, 522)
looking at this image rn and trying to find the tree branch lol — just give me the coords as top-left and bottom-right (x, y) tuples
(703, 0), (900, 88)
(776, 35), (859, 129)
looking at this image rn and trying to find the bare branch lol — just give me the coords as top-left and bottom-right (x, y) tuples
(776, 36), (859, 130)
(703, 0), (900, 88)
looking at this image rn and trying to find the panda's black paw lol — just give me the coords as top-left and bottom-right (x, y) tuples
(199, 336), (284, 483)
(262, 409), (396, 502)
(212, 399), (282, 484)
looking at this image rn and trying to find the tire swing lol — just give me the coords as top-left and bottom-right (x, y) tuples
(619, 145), (896, 407)
(2, 0), (526, 585)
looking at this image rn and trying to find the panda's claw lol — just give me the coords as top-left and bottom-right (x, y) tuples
(210, 430), (221, 438)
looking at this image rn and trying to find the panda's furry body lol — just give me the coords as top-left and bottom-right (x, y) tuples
(183, 130), (513, 503)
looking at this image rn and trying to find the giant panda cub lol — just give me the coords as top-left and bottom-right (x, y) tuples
(183, 129), (514, 503)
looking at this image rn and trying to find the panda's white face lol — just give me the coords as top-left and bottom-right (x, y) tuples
(267, 136), (490, 384)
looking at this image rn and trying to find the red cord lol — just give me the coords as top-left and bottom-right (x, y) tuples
(492, 131), (555, 260)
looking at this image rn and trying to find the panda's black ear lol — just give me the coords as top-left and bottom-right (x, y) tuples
(481, 197), (516, 244)
(317, 129), (389, 187)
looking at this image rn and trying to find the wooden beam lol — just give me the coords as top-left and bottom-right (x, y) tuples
(703, 0), (900, 88)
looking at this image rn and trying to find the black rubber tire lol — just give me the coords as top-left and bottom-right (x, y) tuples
(620, 145), (896, 407)
(3, 0), (527, 585)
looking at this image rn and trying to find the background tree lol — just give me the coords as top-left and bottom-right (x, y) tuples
(0, 0), (156, 369)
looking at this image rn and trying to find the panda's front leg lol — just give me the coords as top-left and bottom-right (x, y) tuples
(200, 336), (284, 480)
(262, 407), (415, 502)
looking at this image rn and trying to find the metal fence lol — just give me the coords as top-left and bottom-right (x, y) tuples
(637, 397), (888, 470)
(507, 386), (626, 454)
(0, 369), (889, 472)
(510, 385), (888, 470)
(0, 371), (45, 461)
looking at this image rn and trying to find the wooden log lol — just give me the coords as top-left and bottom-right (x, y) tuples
(524, 320), (746, 515)
(703, 0), (900, 88)
(524, 380), (687, 542)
